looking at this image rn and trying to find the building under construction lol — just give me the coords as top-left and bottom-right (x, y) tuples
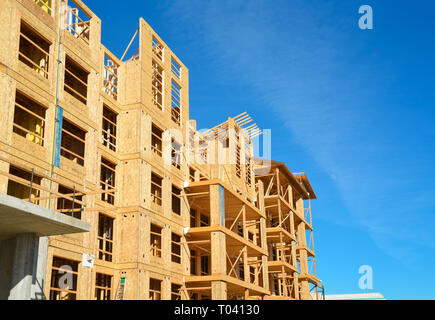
(0, 0), (323, 300)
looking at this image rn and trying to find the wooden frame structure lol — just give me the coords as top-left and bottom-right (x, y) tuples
(255, 161), (323, 300)
(0, 0), (323, 300)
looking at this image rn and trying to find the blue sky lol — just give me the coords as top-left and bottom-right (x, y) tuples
(87, 0), (435, 299)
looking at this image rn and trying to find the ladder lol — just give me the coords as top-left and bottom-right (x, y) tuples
(115, 277), (126, 300)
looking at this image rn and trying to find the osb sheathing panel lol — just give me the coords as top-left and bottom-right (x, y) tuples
(117, 108), (140, 154)
(118, 158), (142, 207)
(119, 60), (141, 106)
(118, 212), (139, 264)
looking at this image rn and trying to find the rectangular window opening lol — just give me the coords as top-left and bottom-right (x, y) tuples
(61, 119), (86, 166)
(49, 257), (79, 300)
(171, 57), (181, 80)
(152, 60), (163, 110)
(152, 37), (164, 61)
(13, 90), (47, 146)
(151, 124), (163, 157)
(64, 55), (89, 104)
(149, 278), (161, 300)
(151, 172), (162, 206)
(171, 80), (181, 125)
(98, 213), (114, 262)
(18, 21), (51, 79)
(100, 158), (116, 204)
(95, 273), (112, 300)
(103, 54), (119, 100)
(102, 106), (117, 151)
(171, 233), (181, 264)
(172, 185), (181, 215)
(150, 224), (162, 258)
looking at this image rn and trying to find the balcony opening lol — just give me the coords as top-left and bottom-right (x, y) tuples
(150, 224), (162, 258)
(7, 166), (42, 204)
(64, 55), (89, 104)
(61, 119), (86, 166)
(102, 105), (117, 151)
(65, 0), (90, 44)
(152, 60), (163, 110)
(100, 158), (116, 205)
(171, 80), (181, 125)
(98, 213), (114, 262)
(56, 184), (82, 219)
(149, 278), (161, 300)
(171, 185), (181, 215)
(13, 90), (46, 146)
(151, 124), (163, 157)
(103, 54), (119, 100)
(95, 273), (112, 300)
(49, 257), (79, 300)
(171, 233), (181, 264)
(18, 21), (50, 79)
(34, 0), (52, 15)
(150, 172), (162, 206)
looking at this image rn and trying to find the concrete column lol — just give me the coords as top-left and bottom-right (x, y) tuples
(7, 233), (39, 300)
(30, 236), (48, 300)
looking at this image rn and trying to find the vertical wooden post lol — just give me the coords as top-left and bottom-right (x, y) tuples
(257, 180), (269, 293)
(210, 184), (227, 300)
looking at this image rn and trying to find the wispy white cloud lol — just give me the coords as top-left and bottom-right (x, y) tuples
(164, 0), (435, 269)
